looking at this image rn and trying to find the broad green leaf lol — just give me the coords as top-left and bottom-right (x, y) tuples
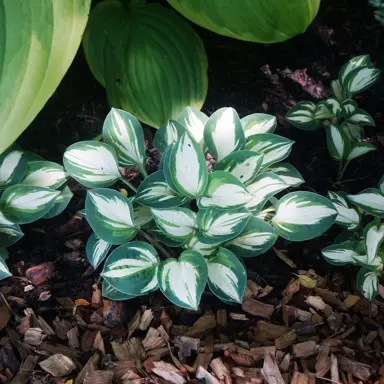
(331, 200), (360, 230)
(184, 236), (222, 256)
(154, 120), (187, 153)
(271, 192), (337, 241)
(136, 171), (188, 209)
(102, 242), (159, 295)
(330, 80), (344, 101)
(255, 205), (276, 221)
(246, 133), (294, 169)
(151, 208), (197, 241)
(1, 185), (60, 224)
(178, 107), (208, 146)
(343, 67), (381, 95)
(338, 55), (371, 86)
(207, 247), (246, 303)
(241, 113), (277, 137)
(164, 132), (208, 198)
(364, 222), (384, 264)
(86, 233), (112, 269)
(326, 124), (350, 161)
(198, 171), (252, 209)
(245, 173), (288, 213)
(102, 279), (136, 300)
(357, 267), (379, 301)
(148, 227), (185, 248)
(43, 185), (73, 219)
(347, 188), (384, 217)
(226, 216), (278, 257)
(215, 150), (264, 186)
(197, 208), (250, 244)
(341, 99), (358, 116)
(313, 102), (332, 120)
(322, 241), (361, 266)
(0, 211), (23, 248)
(23, 152), (46, 162)
(342, 122), (364, 142)
(353, 254), (383, 270)
(346, 108), (375, 126)
(85, 188), (137, 245)
(0, 254), (11, 280)
(285, 101), (320, 131)
(266, 163), (304, 187)
(103, 108), (146, 169)
(133, 204), (153, 228)
(0, 151), (27, 188)
(21, 161), (68, 189)
(158, 250), (208, 310)
(379, 175), (384, 193)
(204, 107), (245, 162)
(324, 98), (342, 117)
(63, 141), (121, 188)
(346, 142), (376, 161)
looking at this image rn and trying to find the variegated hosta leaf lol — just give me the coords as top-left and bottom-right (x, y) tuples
(86, 232), (112, 269)
(198, 171), (252, 209)
(346, 142), (376, 161)
(21, 161), (68, 189)
(0, 211), (23, 248)
(136, 171), (188, 209)
(102, 279), (136, 300)
(353, 254), (383, 270)
(133, 204), (153, 228)
(324, 98), (342, 117)
(207, 247), (246, 304)
(326, 125), (350, 161)
(151, 208), (197, 241)
(285, 101), (320, 131)
(103, 108), (146, 170)
(204, 107), (245, 161)
(266, 163), (305, 187)
(183, 236), (222, 256)
(1, 185), (60, 224)
(154, 119), (186, 153)
(342, 122), (364, 142)
(330, 80), (344, 101)
(340, 99), (358, 117)
(255, 205), (276, 221)
(357, 268), (379, 301)
(339, 55), (371, 85)
(313, 102), (332, 120)
(158, 250), (208, 310)
(327, 191), (349, 207)
(331, 200), (360, 230)
(214, 150), (264, 186)
(343, 67), (381, 95)
(346, 108), (375, 126)
(0, 150), (27, 188)
(63, 141), (121, 188)
(379, 175), (384, 194)
(149, 227), (184, 248)
(245, 133), (294, 169)
(0, 252), (11, 280)
(43, 186), (73, 219)
(271, 192), (337, 241)
(85, 188), (137, 245)
(364, 222), (384, 264)
(102, 242), (159, 295)
(241, 113), (277, 137)
(226, 216), (278, 257)
(347, 188), (384, 217)
(322, 241), (361, 265)
(164, 132), (208, 198)
(245, 173), (288, 213)
(197, 208), (250, 244)
(178, 107), (208, 147)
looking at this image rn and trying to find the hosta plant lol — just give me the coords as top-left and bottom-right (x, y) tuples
(64, 107), (338, 309)
(0, 150), (72, 279)
(369, 0), (384, 25)
(286, 55), (381, 180)
(322, 177), (384, 301)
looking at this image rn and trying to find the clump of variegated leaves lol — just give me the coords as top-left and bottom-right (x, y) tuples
(286, 55), (381, 180)
(63, 106), (338, 310)
(369, 0), (384, 25)
(323, 176), (384, 300)
(0, 150), (72, 279)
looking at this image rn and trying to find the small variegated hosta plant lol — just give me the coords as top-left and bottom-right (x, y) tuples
(286, 55), (381, 180)
(370, 0), (384, 25)
(64, 107), (338, 310)
(0, 150), (72, 279)
(322, 176), (384, 301)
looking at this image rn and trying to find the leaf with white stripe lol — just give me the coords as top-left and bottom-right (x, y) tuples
(364, 222), (384, 264)
(255, 205), (276, 221)
(103, 108), (146, 170)
(183, 236), (222, 256)
(149, 227), (184, 248)
(343, 67), (381, 95)
(178, 107), (208, 147)
(331, 200), (360, 230)
(245, 173), (288, 213)
(346, 108), (375, 126)
(133, 204), (153, 228)
(346, 142), (376, 161)
(339, 55), (371, 86)
(285, 101), (321, 131)
(241, 113), (277, 137)
(63, 141), (121, 188)
(0, 218), (23, 248)
(246, 134), (295, 169)
(326, 124), (350, 161)
(226, 216), (278, 257)
(102, 279), (136, 300)
(331, 80), (344, 101)
(43, 185), (73, 219)
(154, 119), (186, 153)
(151, 208), (197, 241)
(379, 175), (384, 193)
(341, 99), (358, 117)
(266, 163), (304, 187)
(1, 185), (60, 224)
(353, 254), (383, 270)
(215, 150), (264, 186)
(324, 98), (342, 117)
(0, 150), (27, 188)
(207, 247), (246, 304)
(164, 132), (208, 198)
(322, 241), (361, 265)
(0, 253), (11, 280)
(204, 107), (245, 161)
(136, 171), (188, 209)
(158, 250), (208, 310)
(313, 102), (332, 120)
(357, 268), (379, 301)
(85, 188), (137, 244)
(271, 192), (337, 241)
(197, 208), (250, 244)
(342, 122), (364, 142)
(102, 242), (159, 296)
(327, 191), (349, 207)
(86, 232), (112, 269)
(21, 161), (68, 189)
(198, 171), (252, 209)
(347, 188), (384, 217)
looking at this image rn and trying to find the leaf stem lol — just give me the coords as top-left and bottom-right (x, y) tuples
(337, 161), (350, 181)
(139, 165), (148, 178)
(119, 177), (138, 193)
(138, 230), (172, 259)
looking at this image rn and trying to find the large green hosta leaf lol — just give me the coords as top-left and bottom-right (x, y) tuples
(0, 0), (91, 155)
(83, 0), (208, 128)
(167, 0), (320, 43)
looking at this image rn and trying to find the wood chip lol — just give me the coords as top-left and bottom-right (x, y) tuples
(160, 310), (173, 334)
(343, 295), (360, 309)
(81, 330), (97, 352)
(330, 353), (339, 383)
(315, 352), (331, 377)
(139, 309), (153, 331)
(275, 330), (297, 349)
(279, 353), (291, 372)
(229, 313), (249, 321)
(142, 327), (166, 351)
(253, 321), (288, 341)
(196, 366), (220, 384)
(10, 355), (39, 384)
(157, 325), (170, 342)
(304, 296), (327, 311)
(92, 330), (105, 354)
(216, 309), (227, 328)
(26, 262), (54, 285)
(83, 370), (114, 384)
(52, 317), (72, 340)
(292, 340), (317, 358)
(179, 336), (200, 351)
(128, 310), (141, 338)
(67, 326), (80, 349)
(250, 346), (276, 356)
(242, 299), (274, 318)
(152, 361), (186, 384)
(338, 355), (372, 381)
(284, 306), (312, 322)
(74, 353), (99, 384)
(261, 353), (285, 384)
(23, 328), (45, 346)
(185, 314), (216, 338)
(111, 341), (131, 361)
(210, 358), (231, 383)
(291, 371), (311, 384)
(39, 354), (76, 377)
